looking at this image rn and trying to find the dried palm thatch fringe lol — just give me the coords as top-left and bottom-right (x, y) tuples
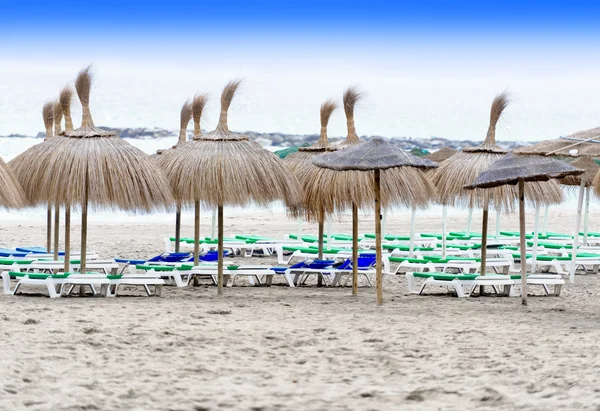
(429, 92), (562, 211)
(284, 99), (338, 172)
(560, 156), (599, 187)
(0, 156), (26, 209)
(156, 80), (302, 210)
(424, 146), (457, 163)
(192, 93), (209, 136)
(515, 126), (600, 157)
(43, 102), (54, 140)
(53, 99), (63, 136)
(178, 100), (192, 144)
(9, 67), (174, 211)
(60, 86), (74, 131)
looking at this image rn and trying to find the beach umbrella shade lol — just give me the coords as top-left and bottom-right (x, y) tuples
(10, 67), (174, 274)
(157, 80), (302, 295)
(58, 86), (75, 263)
(298, 88), (438, 294)
(465, 152), (582, 305)
(516, 130), (600, 282)
(423, 147), (457, 163)
(284, 99), (338, 272)
(313, 136), (437, 305)
(429, 92), (563, 276)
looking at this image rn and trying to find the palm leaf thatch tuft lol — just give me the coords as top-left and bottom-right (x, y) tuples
(284, 99), (338, 172)
(156, 80), (302, 209)
(299, 89), (438, 220)
(192, 93), (209, 136)
(515, 126), (600, 157)
(463, 92), (509, 154)
(60, 86), (74, 131)
(334, 87), (363, 149)
(178, 99), (193, 144)
(429, 92), (562, 210)
(424, 146), (456, 163)
(43, 102), (54, 139)
(0, 157), (26, 209)
(560, 156), (599, 187)
(9, 67), (173, 211)
(53, 99), (63, 136)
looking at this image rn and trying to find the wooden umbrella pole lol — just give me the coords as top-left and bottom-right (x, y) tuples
(352, 203), (358, 296)
(542, 205), (549, 236)
(519, 178), (527, 306)
(584, 186), (591, 246)
(479, 202), (489, 295)
(441, 205), (447, 259)
(570, 180), (585, 284)
(409, 206), (416, 258)
(531, 204), (541, 273)
(318, 210), (325, 260)
(174, 203), (181, 253)
(194, 200), (200, 265)
(53, 205), (60, 261)
(64, 205), (70, 273)
(217, 205), (224, 296)
(374, 170), (383, 305)
(81, 184), (88, 275)
(46, 203), (52, 253)
(466, 208), (473, 236)
(317, 215), (324, 287)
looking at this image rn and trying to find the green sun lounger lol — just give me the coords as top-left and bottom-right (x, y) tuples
(9, 272), (71, 280)
(135, 264), (195, 271)
(382, 244), (435, 252)
(0, 258), (35, 265)
(364, 233), (412, 241)
(412, 272), (479, 281)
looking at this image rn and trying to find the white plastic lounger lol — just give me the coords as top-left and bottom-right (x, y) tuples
(105, 273), (164, 297)
(2, 271), (110, 298)
(131, 265), (195, 288)
(406, 272), (513, 298)
(190, 265), (275, 287)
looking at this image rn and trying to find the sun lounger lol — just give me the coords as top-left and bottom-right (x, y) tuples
(105, 273), (164, 297)
(132, 264), (195, 287)
(2, 271), (111, 297)
(189, 265), (275, 287)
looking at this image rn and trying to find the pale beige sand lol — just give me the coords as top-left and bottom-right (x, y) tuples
(1, 208), (600, 411)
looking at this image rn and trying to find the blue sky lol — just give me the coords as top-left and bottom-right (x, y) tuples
(2, 0), (600, 68)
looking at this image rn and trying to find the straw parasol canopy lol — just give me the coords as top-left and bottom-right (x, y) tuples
(157, 80), (303, 294)
(515, 127), (600, 157)
(560, 156), (599, 187)
(299, 88), (438, 218)
(0, 157), (26, 209)
(424, 146), (456, 163)
(10, 66), (174, 273)
(313, 136), (438, 305)
(429, 92), (563, 211)
(465, 152), (582, 305)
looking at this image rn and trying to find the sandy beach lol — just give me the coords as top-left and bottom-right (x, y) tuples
(2, 208), (600, 411)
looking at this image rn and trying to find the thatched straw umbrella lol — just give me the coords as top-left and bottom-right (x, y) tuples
(515, 128), (600, 282)
(429, 93), (563, 273)
(465, 152), (582, 305)
(58, 86), (75, 262)
(157, 80), (302, 295)
(10, 67), (174, 274)
(300, 88), (438, 294)
(314, 137), (437, 305)
(284, 99), (337, 264)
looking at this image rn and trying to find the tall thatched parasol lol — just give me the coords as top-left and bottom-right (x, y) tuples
(314, 137), (437, 305)
(157, 80), (302, 295)
(10, 67), (174, 274)
(299, 88), (438, 294)
(429, 92), (563, 274)
(58, 86), (75, 264)
(42, 102), (55, 253)
(465, 152), (582, 305)
(516, 129), (600, 281)
(172, 100), (193, 252)
(284, 99), (337, 267)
